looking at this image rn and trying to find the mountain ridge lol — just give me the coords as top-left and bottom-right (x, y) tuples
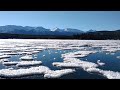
(0, 25), (84, 36)
(0, 25), (120, 40)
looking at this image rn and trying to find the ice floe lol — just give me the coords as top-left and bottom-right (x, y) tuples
(97, 60), (105, 66)
(0, 55), (11, 59)
(102, 47), (120, 53)
(16, 61), (42, 67)
(55, 52), (58, 53)
(43, 55), (45, 57)
(86, 68), (120, 79)
(53, 58), (98, 69)
(20, 55), (34, 61)
(44, 69), (75, 78)
(116, 56), (120, 59)
(2, 60), (42, 67)
(3, 61), (18, 66)
(62, 51), (97, 58)
(0, 65), (75, 78)
(0, 49), (13, 52)
(8, 68), (14, 70)
(1, 39), (120, 79)
(0, 59), (9, 63)
(0, 66), (50, 78)
(3, 52), (18, 55)
(2, 59), (9, 62)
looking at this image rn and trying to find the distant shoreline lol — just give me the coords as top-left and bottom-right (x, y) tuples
(0, 30), (120, 40)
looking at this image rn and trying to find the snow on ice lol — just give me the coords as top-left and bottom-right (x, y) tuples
(86, 68), (120, 79)
(53, 58), (98, 69)
(97, 60), (105, 66)
(3, 61), (42, 67)
(3, 61), (18, 66)
(16, 61), (42, 67)
(61, 51), (97, 58)
(0, 55), (11, 59)
(0, 66), (75, 78)
(44, 69), (75, 78)
(0, 66), (49, 78)
(0, 39), (120, 79)
(20, 55), (34, 60)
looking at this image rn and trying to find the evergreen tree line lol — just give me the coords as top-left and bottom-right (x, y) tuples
(0, 30), (120, 40)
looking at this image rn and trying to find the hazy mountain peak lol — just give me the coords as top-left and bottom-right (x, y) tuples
(51, 27), (60, 31)
(87, 29), (96, 32)
(0, 25), (84, 35)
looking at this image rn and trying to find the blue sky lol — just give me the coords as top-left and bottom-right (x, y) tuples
(0, 11), (120, 31)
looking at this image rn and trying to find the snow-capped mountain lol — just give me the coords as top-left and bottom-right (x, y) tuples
(65, 28), (84, 33)
(0, 25), (84, 36)
(50, 27), (84, 35)
(0, 25), (51, 35)
(86, 29), (96, 33)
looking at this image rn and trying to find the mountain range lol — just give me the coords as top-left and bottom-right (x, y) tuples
(0, 25), (85, 36)
(0, 25), (120, 40)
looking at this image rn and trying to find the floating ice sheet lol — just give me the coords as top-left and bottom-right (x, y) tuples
(3, 52), (18, 55)
(44, 69), (75, 78)
(3, 60), (42, 67)
(1, 39), (120, 79)
(2, 61), (18, 66)
(86, 68), (120, 79)
(1, 39), (120, 54)
(53, 58), (98, 69)
(16, 61), (42, 67)
(2, 59), (9, 62)
(116, 56), (120, 59)
(62, 51), (97, 58)
(0, 66), (75, 78)
(0, 55), (11, 59)
(20, 55), (34, 60)
(0, 59), (9, 63)
(97, 60), (105, 66)
(0, 66), (49, 78)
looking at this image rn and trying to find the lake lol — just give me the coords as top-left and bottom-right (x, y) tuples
(0, 39), (120, 79)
